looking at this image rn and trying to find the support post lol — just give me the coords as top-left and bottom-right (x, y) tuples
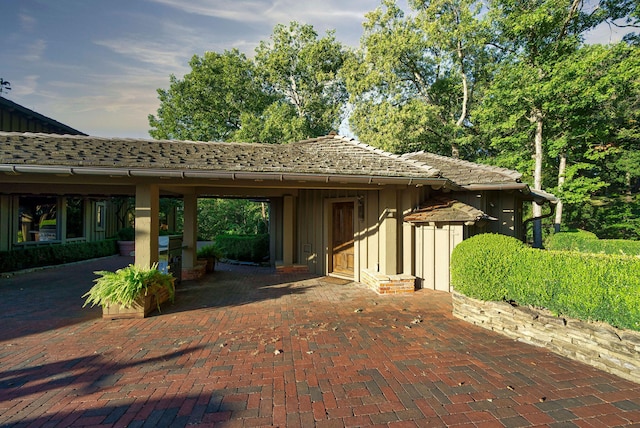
(283, 195), (294, 266)
(182, 191), (197, 270)
(401, 190), (415, 276)
(378, 188), (397, 275)
(0, 196), (10, 251)
(135, 183), (159, 269)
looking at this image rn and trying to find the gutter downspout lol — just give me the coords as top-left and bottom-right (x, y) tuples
(522, 202), (556, 248)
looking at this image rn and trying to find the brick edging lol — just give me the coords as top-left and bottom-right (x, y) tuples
(451, 291), (640, 384)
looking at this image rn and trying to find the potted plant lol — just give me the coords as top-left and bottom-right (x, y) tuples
(197, 244), (222, 273)
(116, 227), (135, 256)
(82, 263), (175, 319)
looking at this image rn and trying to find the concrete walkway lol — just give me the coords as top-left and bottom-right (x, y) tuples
(1, 256), (639, 427)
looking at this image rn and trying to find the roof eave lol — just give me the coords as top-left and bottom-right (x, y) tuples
(0, 164), (451, 187)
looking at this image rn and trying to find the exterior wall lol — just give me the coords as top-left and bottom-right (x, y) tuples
(454, 190), (523, 239)
(295, 186), (422, 293)
(414, 223), (464, 291)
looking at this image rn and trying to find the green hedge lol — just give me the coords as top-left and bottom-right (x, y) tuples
(546, 230), (640, 256)
(0, 239), (118, 273)
(214, 234), (269, 263)
(451, 233), (640, 331)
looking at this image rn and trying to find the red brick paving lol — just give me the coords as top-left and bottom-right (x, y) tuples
(1, 257), (640, 427)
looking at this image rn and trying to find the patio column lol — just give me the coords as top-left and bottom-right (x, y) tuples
(134, 183), (159, 269)
(182, 190), (197, 270)
(0, 195), (9, 251)
(378, 187), (397, 275)
(401, 189), (415, 276)
(283, 195), (294, 266)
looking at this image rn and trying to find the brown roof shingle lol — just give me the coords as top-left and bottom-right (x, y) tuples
(404, 196), (495, 224)
(402, 151), (521, 186)
(0, 132), (441, 180)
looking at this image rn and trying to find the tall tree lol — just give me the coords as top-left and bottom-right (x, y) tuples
(148, 49), (270, 142)
(476, 0), (637, 245)
(239, 21), (348, 143)
(343, 0), (491, 156)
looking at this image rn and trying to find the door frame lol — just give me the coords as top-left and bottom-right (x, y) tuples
(324, 197), (360, 281)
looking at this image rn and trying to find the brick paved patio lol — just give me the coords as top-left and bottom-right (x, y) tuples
(1, 256), (640, 427)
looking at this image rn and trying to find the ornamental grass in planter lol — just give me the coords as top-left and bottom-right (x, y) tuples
(83, 263), (175, 319)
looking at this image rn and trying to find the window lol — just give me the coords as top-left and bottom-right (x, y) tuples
(18, 196), (58, 242)
(95, 201), (106, 231)
(66, 198), (85, 239)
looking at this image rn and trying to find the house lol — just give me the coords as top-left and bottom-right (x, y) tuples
(0, 97), (86, 135)
(0, 132), (556, 293)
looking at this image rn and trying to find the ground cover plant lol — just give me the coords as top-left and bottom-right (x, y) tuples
(451, 233), (640, 331)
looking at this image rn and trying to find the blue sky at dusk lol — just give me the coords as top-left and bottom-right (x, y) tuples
(0, 0), (627, 138)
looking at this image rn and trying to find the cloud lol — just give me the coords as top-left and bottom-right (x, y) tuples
(19, 13), (37, 32)
(93, 38), (190, 71)
(22, 39), (47, 61)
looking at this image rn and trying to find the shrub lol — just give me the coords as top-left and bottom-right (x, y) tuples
(451, 233), (640, 331)
(0, 240), (118, 273)
(546, 230), (640, 256)
(214, 234), (269, 263)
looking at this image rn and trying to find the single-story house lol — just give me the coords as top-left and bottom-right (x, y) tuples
(0, 131), (556, 294)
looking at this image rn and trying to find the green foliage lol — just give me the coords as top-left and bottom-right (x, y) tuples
(197, 244), (222, 259)
(148, 49), (270, 141)
(546, 230), (640, 256)
(451, 233), (640, 331)
(149, 21), (347, 144)
(115, 227), (135, 241)
(214, 234), (269, 263)
(0, 240), (118, 273)
(252, 21), (348, 141)
(82, 264), (175, 309)
(193, 199), (268, 241)
(343, 0), (490, 156)
(450, 233), (526, 300)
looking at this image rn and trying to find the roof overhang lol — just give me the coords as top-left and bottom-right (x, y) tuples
(461, 183), (558, 204)
(0, 164), (452, 188)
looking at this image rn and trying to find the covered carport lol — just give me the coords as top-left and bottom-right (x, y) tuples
(0, 132), (452, 293)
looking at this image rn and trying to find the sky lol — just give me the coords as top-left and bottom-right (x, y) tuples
(0, 0), (629, 138)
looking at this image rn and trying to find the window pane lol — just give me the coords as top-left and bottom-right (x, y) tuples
(66, 198), (84, 238)
(19, 196), (58, 242)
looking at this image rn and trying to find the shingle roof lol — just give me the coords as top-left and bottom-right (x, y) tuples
(402, 151), (521, 186)
(0, 132), (441, 181)
(404, 196), (495, 224)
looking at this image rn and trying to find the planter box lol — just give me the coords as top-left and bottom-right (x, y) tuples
(117, 240), (135, 256)
(102, 283), (174, 319)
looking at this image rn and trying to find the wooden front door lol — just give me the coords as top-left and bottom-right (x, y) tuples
(331, 202), (354, 276)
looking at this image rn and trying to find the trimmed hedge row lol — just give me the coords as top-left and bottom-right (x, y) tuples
(214, 234), (269, 263)
(0, 240), (118, 273)
(546, 229), (640, 256)
(451, 233), (640, 331)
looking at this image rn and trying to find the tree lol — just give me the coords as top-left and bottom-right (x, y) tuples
(475, 0), (638, 245)
(343, 0), (492, 156)
(148, 49), (270, 142)
(237, 22), (348, 143)
(150, 22), (347, 144)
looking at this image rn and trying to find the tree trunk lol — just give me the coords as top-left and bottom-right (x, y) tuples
(532, 109), (544, 248)
(553, 152), (567, 233)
